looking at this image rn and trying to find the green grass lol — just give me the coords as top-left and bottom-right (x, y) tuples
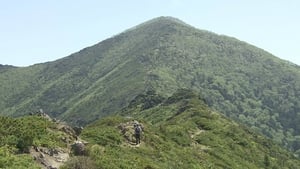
(0, 146), (40, 169)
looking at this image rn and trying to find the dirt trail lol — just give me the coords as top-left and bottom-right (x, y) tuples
(30, 146), (70, 169)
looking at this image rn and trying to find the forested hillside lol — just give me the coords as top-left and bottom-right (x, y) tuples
(0, 17), (300, 154)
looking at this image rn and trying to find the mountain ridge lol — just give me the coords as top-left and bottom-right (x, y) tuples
(76, 90), (300, 168)
(2, 90), (300, 168)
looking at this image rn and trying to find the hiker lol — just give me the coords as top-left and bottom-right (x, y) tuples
(134, 124), (142, 145)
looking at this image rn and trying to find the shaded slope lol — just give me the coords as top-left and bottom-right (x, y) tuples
(0, 16), (300, 153)
(70, 90), (300, 169)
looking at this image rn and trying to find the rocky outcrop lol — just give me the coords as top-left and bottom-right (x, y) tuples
(71, 141), (86, 156)
(31, 140), (89, 168)
(27, 112), (88, 168)
(30, 146), (69, 169)
(73, 126), (84, 136)
(58, 125), (77, 140)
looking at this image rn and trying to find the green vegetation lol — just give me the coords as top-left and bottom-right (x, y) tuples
(0, 115), (69, 151)
(62, 90), (300, 169)
(0, 90), (299, 168)
(0, 115), (75, 168)
(0, 146), (40, 169)
(0, 16), (300, 154)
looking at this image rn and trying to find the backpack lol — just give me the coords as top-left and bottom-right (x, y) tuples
(135, 126), (141, 134)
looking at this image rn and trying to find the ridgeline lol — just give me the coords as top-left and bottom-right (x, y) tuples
(1, 90), (299, 168)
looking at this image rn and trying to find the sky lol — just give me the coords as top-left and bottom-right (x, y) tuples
(0, 0), (299, 66)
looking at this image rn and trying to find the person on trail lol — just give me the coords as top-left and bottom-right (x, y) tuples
(134, 124), (142, 145)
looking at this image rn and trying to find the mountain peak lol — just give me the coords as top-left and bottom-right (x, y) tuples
(126, 16), (192, 33)
(148, 16), (188, 24)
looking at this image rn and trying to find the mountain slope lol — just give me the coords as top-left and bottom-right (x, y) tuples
(1, 16), (300, 153)
(62, 90), (300, 169)
(0, 64), (16, 73)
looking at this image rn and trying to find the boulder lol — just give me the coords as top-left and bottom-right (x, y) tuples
(71, 141), (86, 156)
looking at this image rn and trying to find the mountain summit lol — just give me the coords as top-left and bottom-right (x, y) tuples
(1, 17), (300, 154)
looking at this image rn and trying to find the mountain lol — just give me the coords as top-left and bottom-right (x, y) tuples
(1, 16), (300, 154)
(63, 90), (300, 169)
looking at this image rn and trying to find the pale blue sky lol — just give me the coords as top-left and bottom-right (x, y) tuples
(0, 0), (299, 66)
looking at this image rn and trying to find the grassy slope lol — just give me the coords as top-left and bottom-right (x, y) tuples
(76, 90), (300, 169)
